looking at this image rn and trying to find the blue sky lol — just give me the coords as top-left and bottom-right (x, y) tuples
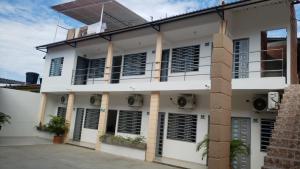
(0, 0), (299, 81)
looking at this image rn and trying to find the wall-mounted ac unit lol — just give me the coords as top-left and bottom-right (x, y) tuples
(177, 94), (196, 110)
(253, 92), (280, 112)
(268, 92), (280, 110)
(253, 94), (268, 112)
(128, 94), (143, 108)
(59, 95), (68, 105)
(90, 95), (102, 106)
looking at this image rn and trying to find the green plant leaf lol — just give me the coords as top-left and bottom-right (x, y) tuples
(46, 115), (68, 136)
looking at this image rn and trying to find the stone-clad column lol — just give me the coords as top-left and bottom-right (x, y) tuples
(208, 33), (233, 169)
(96, 42), (113, 150)
(146, 32), (162, 162)
(146, 92), (160, 161)
(38, 93), (47, 126)
(96, 92), (110, 150)
(64, 92), (75, 142)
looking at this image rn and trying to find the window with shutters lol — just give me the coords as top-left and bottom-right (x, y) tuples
(167, 113), (197, 142)
(88, 58), (106, 78)
(49, 57), (64, 76)
(171, 45), (200, 73)
(117, 110), (142, 134)
(122, 53), (146, 76)
(84, 109), (100, 129)
(261, 119), (275, 152)
(57, 107), (66, 120)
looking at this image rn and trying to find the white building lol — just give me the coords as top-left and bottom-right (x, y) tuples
(36, 0), (299, 169)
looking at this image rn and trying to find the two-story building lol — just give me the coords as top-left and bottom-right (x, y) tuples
(36, 0), (299, 169)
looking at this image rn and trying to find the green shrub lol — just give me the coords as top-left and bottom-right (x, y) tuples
(196, 135), (249, 164)
(46, 115), (68, 136)
(0, 112), (11, 130)
(100, 134), (146, 150)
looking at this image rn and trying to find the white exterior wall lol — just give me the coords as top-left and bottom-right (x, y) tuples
(39, 2), (291, 168)
(101, 143), (146, 160)
(229, 2), (290, 80)
(44, 91), (276, 169)
(0, 88), (41, 137)
(41, 46), (76, 92)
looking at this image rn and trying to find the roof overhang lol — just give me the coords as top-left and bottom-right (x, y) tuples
(52, 0), (147, 30)
(38, 0), (289, 51)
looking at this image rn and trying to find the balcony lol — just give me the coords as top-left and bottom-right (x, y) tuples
(71, 49), (285, 87)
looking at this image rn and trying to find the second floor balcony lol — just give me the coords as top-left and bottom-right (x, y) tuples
(70, 48), (286, 90)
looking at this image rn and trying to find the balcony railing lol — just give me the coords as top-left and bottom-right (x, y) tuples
(71, 49), (285, 85)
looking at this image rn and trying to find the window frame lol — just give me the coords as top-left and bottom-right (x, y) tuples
(260, 118), (275, 152)
(87, 58), (106, 79)
(171, 45), (200, 73)
(232, 38), (250, 79)
(117, 110), (142, 135)
(84, 109), (100, 130)
(167, 113), (197, 143)
(122, 52), (147, 77)
(49, 57), (64, 77)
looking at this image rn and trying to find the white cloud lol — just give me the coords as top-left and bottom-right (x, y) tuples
(0, 1), (67, 81)
(118, 0), (207, 21)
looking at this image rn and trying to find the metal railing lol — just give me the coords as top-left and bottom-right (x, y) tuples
(71, 49), (285, 85)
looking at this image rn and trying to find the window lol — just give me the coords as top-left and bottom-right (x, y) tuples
(88, 58), (106, 78)
(122, 53), (146, 76)
(261, 119), (275, 152)
(84, 109), (100, 129)
(49, 57), (64, 76)
(57, 107), (66, 121)
(167, 113), (197, 142)
(117, 110), (142, 134)
(233, 39), (249, 79)
(171, 45), (200, 73)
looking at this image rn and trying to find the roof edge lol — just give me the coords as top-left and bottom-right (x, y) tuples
(37, 0), (275, 50)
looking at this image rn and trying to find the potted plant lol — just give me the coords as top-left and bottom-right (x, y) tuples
(196, 135), (249, 168)
(0, 112), (11, 131)
(46, 115), (68, 144)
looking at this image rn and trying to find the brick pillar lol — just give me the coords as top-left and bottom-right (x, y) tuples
(64, 92), (75, 142)
(38, 93), (47, 126)
(208, 33), (233, 169)
(96, 41), (113, 150)
(146, 32), (163, 161)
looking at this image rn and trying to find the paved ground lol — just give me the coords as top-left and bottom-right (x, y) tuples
(0, 144), (176, 169)
(0, 136), (52, 146)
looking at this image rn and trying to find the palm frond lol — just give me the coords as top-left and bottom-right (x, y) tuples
(196, 135), (209, 160)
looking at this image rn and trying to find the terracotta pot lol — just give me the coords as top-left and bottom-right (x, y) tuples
(53, 135), (64, 144)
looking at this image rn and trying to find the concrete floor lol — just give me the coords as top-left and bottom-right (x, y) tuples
(0, 144), (177, 169)
(0, 136), (52, 146)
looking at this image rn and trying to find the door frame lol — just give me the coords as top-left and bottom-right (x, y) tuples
(231, 117), (251, 169)
(73, 108), (85, 141)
